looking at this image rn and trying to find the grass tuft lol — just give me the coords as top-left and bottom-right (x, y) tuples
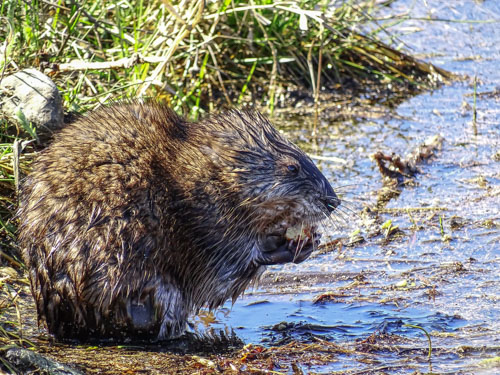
(1, 0), (452, 118)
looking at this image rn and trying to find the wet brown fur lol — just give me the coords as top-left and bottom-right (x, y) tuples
(18, 101), (338, 341)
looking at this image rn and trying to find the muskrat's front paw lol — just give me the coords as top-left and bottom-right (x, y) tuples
(256, 243), (295, 265)
(255, 234), (320, 265)
(259, 234), (286, 253)
(287, 239), (314, 264)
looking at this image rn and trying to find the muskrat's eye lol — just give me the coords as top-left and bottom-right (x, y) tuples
(287, 164), (300, 175)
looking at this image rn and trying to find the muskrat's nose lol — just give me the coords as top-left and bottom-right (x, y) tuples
(322, 182), (340, 213)
(322, 194), (340, 213)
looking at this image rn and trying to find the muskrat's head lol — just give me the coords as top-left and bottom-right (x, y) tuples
(196, 109), (340, 245)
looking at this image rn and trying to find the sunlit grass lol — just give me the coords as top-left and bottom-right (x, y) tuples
(1, 0), (451, 117)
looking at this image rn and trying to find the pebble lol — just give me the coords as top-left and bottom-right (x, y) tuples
(0, 68), (63, 134)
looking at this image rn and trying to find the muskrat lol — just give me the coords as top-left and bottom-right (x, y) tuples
(18, 101), (340, 341)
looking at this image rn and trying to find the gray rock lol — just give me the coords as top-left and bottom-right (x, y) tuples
(0, 68), (64, 134)
(4, 346), (84, 375)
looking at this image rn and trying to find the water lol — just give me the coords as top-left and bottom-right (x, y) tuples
(209, 1), (500, 373)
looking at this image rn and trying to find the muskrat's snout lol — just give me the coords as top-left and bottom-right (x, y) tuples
(322, 194), (340, 213)
(322, 182), (340, 213)
(313, 170), (340, 214)
(297, 156), (340, 215)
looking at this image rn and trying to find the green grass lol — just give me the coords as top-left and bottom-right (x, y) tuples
(1, 0), (452, 116)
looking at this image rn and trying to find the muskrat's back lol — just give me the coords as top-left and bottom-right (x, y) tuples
(18, 101), (339, 341)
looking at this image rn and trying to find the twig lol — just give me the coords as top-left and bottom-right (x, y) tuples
(0, 250), (22, 268)
(47, 53), (165, 73)
(382, 16), (500, 24)
(12, 140), (21, 194)
(250, 0), (278, 113)
(350, 364), (406, 374)
(307, 154), (347, 164)
(206, 45), (232, 107)
(0, 16), (14, 84)
(313, 34), (323, 134)
(138, 0), (205, 96)
(377, 207), (447, 213)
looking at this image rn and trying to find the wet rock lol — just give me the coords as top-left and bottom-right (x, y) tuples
(4, 346), (83, 375)
(0, 68), (63, 134)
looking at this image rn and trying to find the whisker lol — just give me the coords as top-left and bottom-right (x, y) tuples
(293, 238), (305, 263)
(332, 183), (367, 191)
(331, 209), (350, 226)
(336, 204), (361, 220)
(330, 217), (347, 233)
(316, 219), (344, 254)
(325, 214), (341, 232)
(317, 218), (334, 243)
(338, 196), (375, 207)
(321, 210), (342, 232)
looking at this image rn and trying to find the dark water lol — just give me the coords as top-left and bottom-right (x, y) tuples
(209, 1), (500, 373)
